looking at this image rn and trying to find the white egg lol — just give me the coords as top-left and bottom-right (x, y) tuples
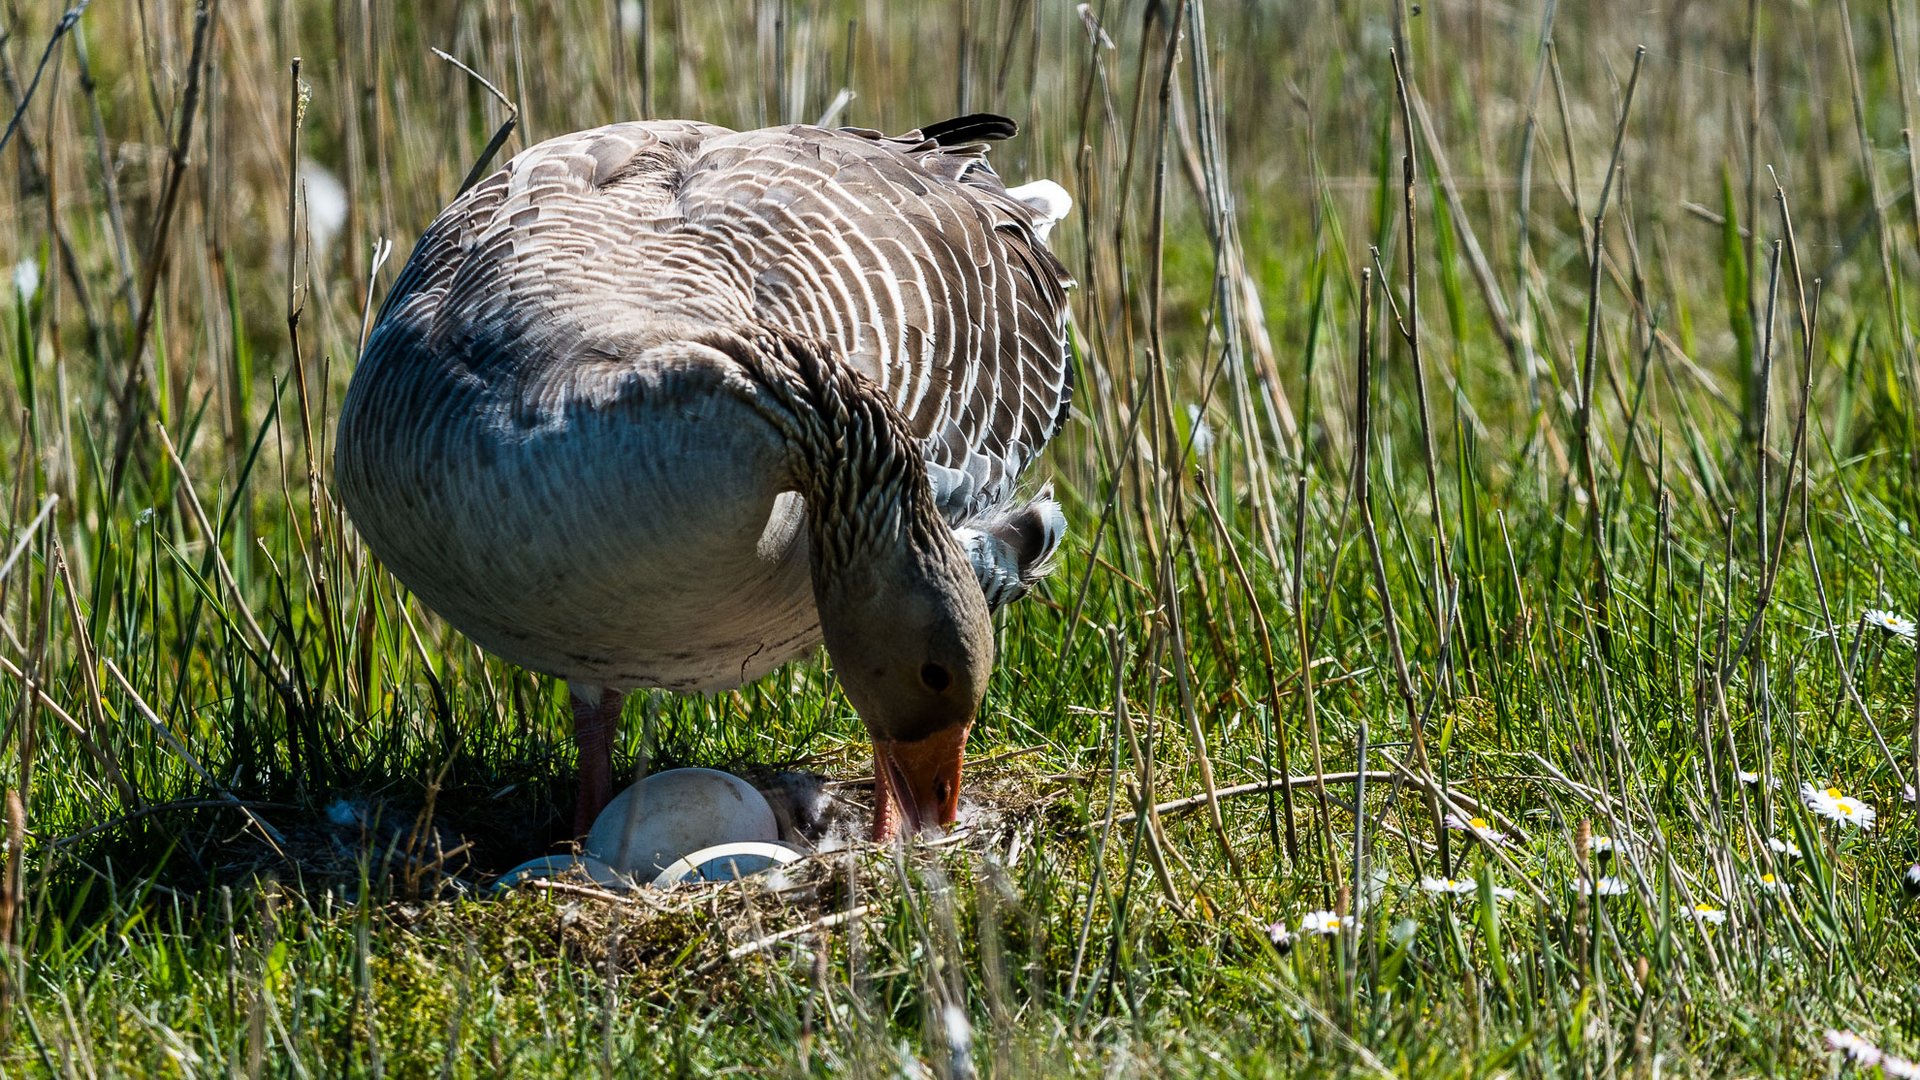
(493, 854), (633, 892)
(649, 840), (804, 888)
(584, 767), (779, 877)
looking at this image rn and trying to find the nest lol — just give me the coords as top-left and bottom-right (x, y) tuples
(524, 757), (1074, 975)
(113, 755), (1080, 984)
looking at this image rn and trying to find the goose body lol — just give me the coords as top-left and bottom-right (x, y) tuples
(336, 116), (1073, 837)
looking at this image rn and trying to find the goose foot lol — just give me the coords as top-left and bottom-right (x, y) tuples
(572, 686), (625, 837)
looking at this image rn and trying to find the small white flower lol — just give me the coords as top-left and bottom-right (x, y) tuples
(1864, 609), (1918, 640)
(1416, 876), (1518, 901)
(1298, 910), (1353, 936)
(1755, 872), (1789, 894)
(1689, 903), (1727, 926)
(1766, 836), (1802, 859)
(1906, 864), (1920, 887)
(1801, 782), (1876, 829)
(1737, 769), (1780, 788)
(1886, 1054), (1920, 1080)
(1823, 1033), (1920, 1080)
(1827, 1029), (1884, 1066)
(1420, 876), (1476, 896)
(11, 259), (37, 302)
(1576, 876), (1628, 897)
(1590, 834), (1618, 854)
(1443, 812), (1508, 846)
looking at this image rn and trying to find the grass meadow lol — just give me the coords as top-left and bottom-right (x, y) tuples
(5, 0), (1920, 1074)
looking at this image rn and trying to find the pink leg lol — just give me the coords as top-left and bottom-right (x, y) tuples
(572, 687), (624, 837)
(870, 745), (899, 842)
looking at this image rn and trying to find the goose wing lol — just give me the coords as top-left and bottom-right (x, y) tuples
(369, 119), (739, 363)
(365, 117), (1072, 523)
(670, 118), (1075, 522)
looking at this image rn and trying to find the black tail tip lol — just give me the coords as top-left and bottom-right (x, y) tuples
(916, 113), (1018, 146)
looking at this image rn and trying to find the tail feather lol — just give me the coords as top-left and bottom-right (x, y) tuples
(1004, 180), (1073, 241)
(955, 485), (1066, 612)
(916, 113), (1019, 146)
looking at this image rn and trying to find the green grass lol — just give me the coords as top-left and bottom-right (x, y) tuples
(4, 0), (1920, 1074)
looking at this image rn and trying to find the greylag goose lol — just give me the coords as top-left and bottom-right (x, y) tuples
(335, 115), (1074, 840)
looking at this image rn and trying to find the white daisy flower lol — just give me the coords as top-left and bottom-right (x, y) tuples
(1801, 782), (1876, 829)
(1576, 876), (1628, 897)
(1864, 609), (1918, 640)
(1886, 1054), (1920, 1080)
(1689, 903), (1727, 925)
(1822, 1029), (1919, 1077)
(1419, 876), (1476, 896)
(1264, 921), (1295, 952)
(1590, 834), (1621, 855)
(1418, 876), (1517, 901)
(1756, 872), (1789, 893)
(1766, 836), (1802, 859)
(1298, 910), (1353, 936)
(1827, 1029), (1884, 1066)
(1442, 812), (1508, 845)
(1737, 769), (1780, 789)
(1905, 864), (1920, 887)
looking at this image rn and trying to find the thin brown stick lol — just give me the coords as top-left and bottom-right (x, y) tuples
(431, 46), (521, 197)
(724, 904), (875, 963)
(1353, 265), (1442, 872)
(153, 424), (295, 697)
(1194, 474), (1297, 861)
(0, 651), (121, 789)
(1388, 48), (1455, 640)
(1572, 45), (1648, 654)
(99, 659), (287, 854)
(0, 1), (91, 157)
(1114, 772), (1393, 828)
(106, 0), (218, 495)
(0, 497), (57, 587)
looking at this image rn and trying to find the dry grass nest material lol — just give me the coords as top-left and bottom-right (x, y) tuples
(154, 758), (1074, 981)
(528, 760), (1069, 977)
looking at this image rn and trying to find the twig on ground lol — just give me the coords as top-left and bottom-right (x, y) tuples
(724, 903), (874, 963)
(1114, 771), (1395, 828)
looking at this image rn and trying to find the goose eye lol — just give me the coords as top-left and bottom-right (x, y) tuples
(919, 662), (953, 693)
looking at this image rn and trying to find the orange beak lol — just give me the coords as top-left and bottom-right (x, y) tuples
(871, 722), (971, 841)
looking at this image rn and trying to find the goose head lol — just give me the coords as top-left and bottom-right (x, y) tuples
(812, 527), (992, 839)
